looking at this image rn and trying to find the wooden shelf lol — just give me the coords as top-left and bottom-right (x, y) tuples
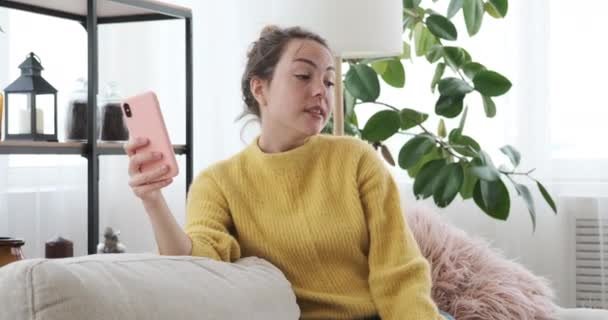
(0, 141), (187, 155)
(97, 142), (187, 155)
(0, 141), (84, 154)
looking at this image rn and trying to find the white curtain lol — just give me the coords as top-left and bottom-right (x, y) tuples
(1, 0), (606, 308)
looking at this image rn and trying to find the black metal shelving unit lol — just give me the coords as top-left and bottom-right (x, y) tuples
(0, 0), (194, 254)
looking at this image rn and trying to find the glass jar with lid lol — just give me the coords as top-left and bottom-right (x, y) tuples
(99, 82), (129, 142)
(65, 78), (99, 141)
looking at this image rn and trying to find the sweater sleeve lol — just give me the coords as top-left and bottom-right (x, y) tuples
(184, 170), (241, 262)
(357, 145), (441, 320)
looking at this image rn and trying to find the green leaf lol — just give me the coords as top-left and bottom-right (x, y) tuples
(407, 147), (442, 177)
(381, 59), (406, 88)
(451, 146), (472, 158)
(400, 42), (412, 60)
(451, 135), (480, 157)
(416, 7), (426, 18)
(438, 77), (474, 96)
(344, 64), (380, 102)
(475, 150), (495, 166)
(482, 95), (496, 118)
(462, 62), (486, 79)
(536, 180), (557, 214)
(349, 112), (359, 130)
(435, 95), (464, 118)
(460, 162), (478, 199)
(470, 151), (500, 181)
(484, 2), (500, 18)
(449, 128), (462, 142)
(344, 87), (357, 122)
(431, 62), (446, 93)
(404, 0), (422, 9)
(473, 70), (512, 96)
(398, 135), (436, 169)
(426, 45), (444, 64)
(473, 178), (510, 220)
(414, 159), (446, 199)
(443, 46), (466, 71)
(463, 0), (484, 36)
(458, 105), (468, 132)
(449, 128), (480, 155)
(371, 60), (389, 75)
(514, 183), (536, 231)
(380, 144), (396, 166)
(470, 165), (500, 181)
(461, 48), (473, 63)
(426, 14), (458, 41)
(447, 0), (464, 19)
(325, 112), (360, 136)
(433, 163), (465, 207)
(486, 0), (508, 18)
(400, 108), (429, 130)
(404, 7), (426, 32)
(457, 135), (480, 152)
(345, 120), (360, 137)
(321, 119), (333, 134)
(500, 145), (521, 167)
(414, 23), (438, 57)
(361, 110), (401, 142)
(438, 119), (447, 138)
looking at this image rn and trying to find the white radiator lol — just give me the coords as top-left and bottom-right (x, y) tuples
(576, 217), (608, 308)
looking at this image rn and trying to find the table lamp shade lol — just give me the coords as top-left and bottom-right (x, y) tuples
(271, 0), (403, 59)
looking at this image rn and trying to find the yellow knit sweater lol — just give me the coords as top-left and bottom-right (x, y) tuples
(185, 134), (441, 320)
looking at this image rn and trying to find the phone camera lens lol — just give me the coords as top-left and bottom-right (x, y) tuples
(123, 103), (132, 118)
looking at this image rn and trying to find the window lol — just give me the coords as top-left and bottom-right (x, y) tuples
(549, 1), (608, 181)
(549, 2), (608, 159)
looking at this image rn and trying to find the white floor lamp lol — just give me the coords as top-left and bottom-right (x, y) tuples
(271, 0), (403, 135)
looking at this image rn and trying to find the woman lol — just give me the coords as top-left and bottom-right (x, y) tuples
(125, 25), (452, 320)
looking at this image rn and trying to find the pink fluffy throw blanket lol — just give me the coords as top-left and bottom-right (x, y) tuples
(406, 206), (558, 320)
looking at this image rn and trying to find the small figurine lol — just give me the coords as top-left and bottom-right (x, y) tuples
(96, 227), (126, 254)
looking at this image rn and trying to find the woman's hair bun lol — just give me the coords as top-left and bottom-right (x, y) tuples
(260, 24), (281, 37)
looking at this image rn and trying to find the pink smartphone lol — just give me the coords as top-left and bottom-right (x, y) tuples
(122, 91), (178, 181)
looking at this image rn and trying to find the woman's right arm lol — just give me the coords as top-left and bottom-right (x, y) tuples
(124, 137), (192, 256)
(141, 195), (192, 256)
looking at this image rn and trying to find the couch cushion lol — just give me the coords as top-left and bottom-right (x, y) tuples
(0, 254), (300, 320)
(407, 205), (557, 320)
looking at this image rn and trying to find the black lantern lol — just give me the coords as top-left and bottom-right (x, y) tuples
(3, 52), (58, 141)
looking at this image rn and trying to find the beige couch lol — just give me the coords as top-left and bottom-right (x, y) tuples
(0, 254), (300, 320)
(0, 253), (606, 320)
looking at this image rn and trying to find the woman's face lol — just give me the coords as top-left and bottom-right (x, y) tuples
(254, 39), (335, 137)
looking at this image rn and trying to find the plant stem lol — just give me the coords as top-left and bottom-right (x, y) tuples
(396, 131), (418, 137)
(372, 101), (400, 112)
(456, 68), (469, 83)
(372, 100), (466, 161)
(403, 8), (419, 18)
(500, 168), (536, 176)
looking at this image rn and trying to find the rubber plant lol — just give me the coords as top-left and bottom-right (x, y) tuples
(322, 0), (556, 231)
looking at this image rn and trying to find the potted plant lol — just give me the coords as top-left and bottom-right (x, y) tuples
(323, 0), (556, 230)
